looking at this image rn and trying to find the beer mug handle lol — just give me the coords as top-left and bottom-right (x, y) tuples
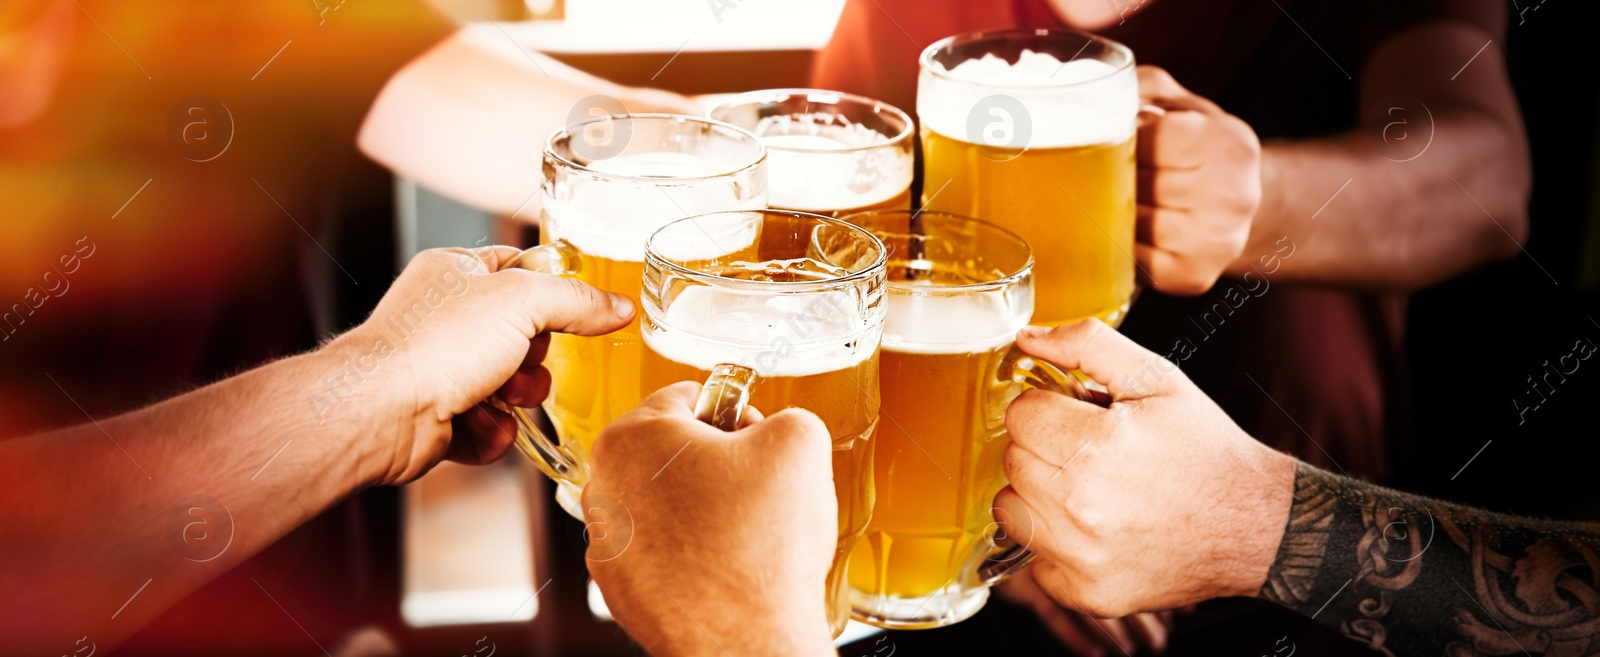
(502, 240), (584, 277)
(972, 346), (1110, 585)
(487, 241), (585, 481)
(693, 364), (758, 431)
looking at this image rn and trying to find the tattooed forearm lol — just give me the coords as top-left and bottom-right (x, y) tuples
(1258, 462), (1600, 657)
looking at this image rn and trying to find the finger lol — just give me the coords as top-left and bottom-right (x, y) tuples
(1136, 243), (1216, 296)
(1015, 320), (1169, 399)
(1080, 616), (1134, 656)
(1136, 108), (1210, 171)
(520, 333), (552, 370)
(1031, 559), (1089, 613)
(1005, 389), (1109, 468)
(1124, 612), (1171, 653)
(1031, 601), (1109, 657)
(1136, 204), (1210, 257)
(418, 245), (520, 274)
(1136, 168), (1206, 210)
(1000, 442), (1092, 536)
(737, 404), (765, 429)
(991, 484), (1037, 553)
(751, 408), (830, 451)
(635, 381), (703, 417)
(495, 366), (552, 408)
(446, 404), (517, 465)
(1136, 66), (1222, 114)
(501, 272), (635, 337)
(467, 244), (528, 271)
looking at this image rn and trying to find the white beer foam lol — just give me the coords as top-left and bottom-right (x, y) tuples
(543, 152), (763, 262)
(882, 289), (1024, 355)
(759, 132), (912, 212)
(644, 285), (878, 377)
(918, 50), (1138, 149)
(646, 211), (767, 263)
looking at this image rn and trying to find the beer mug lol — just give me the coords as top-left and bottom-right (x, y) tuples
(639, 210), (887, 636)
(918, 29), (1139, 326)
(494, 115), (766, 518)
(708, 89), (913, 217)
(841, 210), (1101, 629)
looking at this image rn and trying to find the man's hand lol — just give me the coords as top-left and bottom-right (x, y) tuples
(584, 383), (838, 657)
(995, 320), (1297, 617)
(1136, 66), (1261, 295)
(333, 246), (633, 487)
(997, 567), (1174, 657)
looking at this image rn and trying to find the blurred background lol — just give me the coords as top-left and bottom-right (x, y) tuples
(2, 0), (1596, 655)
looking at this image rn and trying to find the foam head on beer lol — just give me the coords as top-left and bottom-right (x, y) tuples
(918, 49), (1138, 150)
(642, 211), (879, 378)
(711, 90), (914, 215)
(882, 290), (1024, 355)
(757, 126), (912, 215)
(543, 152), (765, 262)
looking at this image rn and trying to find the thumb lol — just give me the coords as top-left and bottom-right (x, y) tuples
(1015, 320), (1170, 400)
(500, 271), (635, 337)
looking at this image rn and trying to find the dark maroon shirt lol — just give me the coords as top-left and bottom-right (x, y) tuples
(813, 0), (1502, 481)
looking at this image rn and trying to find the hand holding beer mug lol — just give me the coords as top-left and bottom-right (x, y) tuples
(919, 30), (1138, 326)
(583, 383), (840, 657)
(841, 210), (1101, 629)
(709, 89), (913, 217)
(638, 210), (886, 636)
(493, 115), (766, 518)
(1134, 66), (1261, 295)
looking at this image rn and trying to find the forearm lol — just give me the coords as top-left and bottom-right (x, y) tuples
(1258, 462), (1600, 655)
(0, 336), (395, 652)
(358, 27), (698, 214)
(1238, 112), (1529, 292)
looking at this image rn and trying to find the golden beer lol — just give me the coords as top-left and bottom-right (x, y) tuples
(848, 293), (1018, 608)
(640, 210), (887, 636)
(843, 210), (1077, 629)
(918, 30), (1140, 326)
(711, 89), (914, 218)
(535, 223), (644, 466)
(921, 133), (1135, 324)
(505, 116), (765, 518)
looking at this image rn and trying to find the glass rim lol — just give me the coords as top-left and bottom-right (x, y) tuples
(918, 28), (1135, 91)
(542, 113), (768, 185)
(707, 88), (915, 155)
(645, 209), (889, 292)
(840, 209), (1035, 294)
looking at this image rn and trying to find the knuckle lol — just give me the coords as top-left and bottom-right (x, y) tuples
(1138, 65), (1177, 87)
(763, 409), (829, 445)
(1003, 444), (1028, 480)
(1005, 389), (1051, 438)
(1073, 317), (1112, 343)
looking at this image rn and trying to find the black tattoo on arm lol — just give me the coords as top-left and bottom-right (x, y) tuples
(1259, 462), (1600, 657)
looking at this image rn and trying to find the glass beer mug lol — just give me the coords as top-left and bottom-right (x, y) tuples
(841, 210), (1100, 629)
(494, 114), (766, 518)
(638, 209), (886, 636)
(918, 29), (1139, 326)
(709, 89), (914, 217)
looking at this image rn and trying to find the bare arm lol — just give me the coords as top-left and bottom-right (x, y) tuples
(0, 247), (634, 653)
(0, 340), (389, 652)
(1240, 20), (1531, 291)
(357, 27), (700, 214)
